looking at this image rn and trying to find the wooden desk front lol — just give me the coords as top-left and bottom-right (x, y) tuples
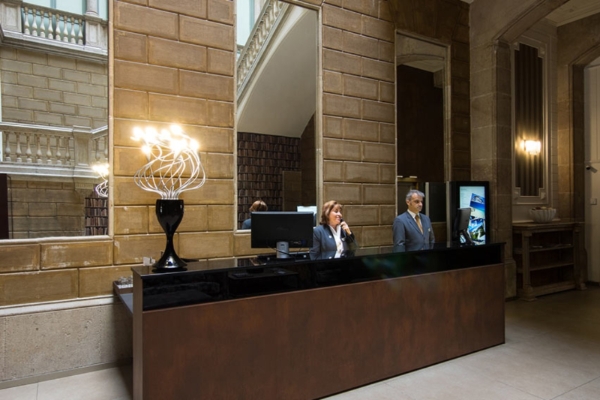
(133, 244), (505, 399)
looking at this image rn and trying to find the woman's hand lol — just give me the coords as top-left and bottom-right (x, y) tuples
(340, 219), (351, 236)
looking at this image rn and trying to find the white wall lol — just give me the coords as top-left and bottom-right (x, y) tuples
(584, 56), (600, 283)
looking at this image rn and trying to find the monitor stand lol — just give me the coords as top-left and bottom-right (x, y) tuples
(276, 241), (290, 258)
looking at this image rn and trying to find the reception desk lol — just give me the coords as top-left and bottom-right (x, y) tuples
(131, 242), (505, 400)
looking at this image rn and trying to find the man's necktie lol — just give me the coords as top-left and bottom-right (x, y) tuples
(415, 214), (423, 234)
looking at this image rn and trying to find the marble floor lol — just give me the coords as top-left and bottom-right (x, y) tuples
(1, 286), (599, 400)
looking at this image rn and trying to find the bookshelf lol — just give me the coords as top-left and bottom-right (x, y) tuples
(237, 132), (301, 226)
(85, 196), (108, 235)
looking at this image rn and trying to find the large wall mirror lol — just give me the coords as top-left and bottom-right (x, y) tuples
(512, 38), (548, 205)
(395, 33), (448, 215)
(235, 0), (318, 230)
(0, 0), (108, 239)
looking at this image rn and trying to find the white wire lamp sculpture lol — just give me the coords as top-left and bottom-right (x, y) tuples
(92, 162), (109, 198)
(132, 125), (206, 272)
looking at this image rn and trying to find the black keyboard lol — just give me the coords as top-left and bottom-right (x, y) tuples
(257, 252), (310, 263)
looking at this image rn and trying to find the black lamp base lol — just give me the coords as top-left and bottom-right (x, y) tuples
(153, 199), (188, 273)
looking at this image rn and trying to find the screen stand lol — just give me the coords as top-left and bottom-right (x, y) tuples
(276, 241), (290, 258)
(459, 230), (474, 245)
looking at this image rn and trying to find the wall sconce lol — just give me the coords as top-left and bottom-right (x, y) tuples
(523, 140), (541, 156)
(132, 125), (206, 272)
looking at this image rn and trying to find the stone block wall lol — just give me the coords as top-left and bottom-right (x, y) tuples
(0, 47), (108, 129)
(112, 0), (238, 265)
(321, 0), (397, 248)
(6, 177), (100, 239)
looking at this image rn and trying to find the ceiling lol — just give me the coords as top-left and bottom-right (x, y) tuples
(462, 0), (600, 26)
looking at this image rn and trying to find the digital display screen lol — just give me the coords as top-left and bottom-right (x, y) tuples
(458, 186), (487, 244)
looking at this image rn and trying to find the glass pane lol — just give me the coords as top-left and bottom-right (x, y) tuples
(55, 0), (84, 14)
(25, 0), (52, 7)
(237, 0), (255, 46)
(98, 0), (108, 20)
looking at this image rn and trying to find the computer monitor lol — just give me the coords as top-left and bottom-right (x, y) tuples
(446, 181), (489, 245)
(251, 211), (314, 258)
(296, 205), (317, 226)
(453, 207), (473, 245)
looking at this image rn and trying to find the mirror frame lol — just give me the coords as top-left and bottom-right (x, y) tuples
(234, 0), (322, 232)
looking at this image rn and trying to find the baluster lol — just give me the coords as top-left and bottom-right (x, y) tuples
(44, 11), (52, 40)
(63, 16), (70, 43)
(39, 11), (47, 39)
(103, 137), (108, 162)
(76, 17), (84, 45)
(35, 134), (43, 163)
(15, 133), (22, 163)
(48, 12), (55, 40)
(93, 138), (100, 162)
(25, 133), (33, 163)
(55, 14), (62, 41)
(65, 137), (72, 165)
(70, 18), (78, 44)
(55, 136), (62, 165)
(24, 7), (31, 36)
(32, 9), (40, 37)
(46, 135), (53, 164)
(3, 131), (12, 162)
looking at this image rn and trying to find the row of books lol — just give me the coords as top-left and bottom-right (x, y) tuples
(85, 198), (107, 208)
(238, 182), (282, 191)
(85, 216), (107, 226)
(238, 189), (283, 198)
(238, 157), (300, 168)
(86, 226), (107, 235)
(238, 134), (300, 147)
(238, 145), (300, 155)
(86, 208), (108, 217)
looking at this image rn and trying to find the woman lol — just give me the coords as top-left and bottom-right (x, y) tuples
(241, 200), (268, 229)
(309, 200), (357, 260)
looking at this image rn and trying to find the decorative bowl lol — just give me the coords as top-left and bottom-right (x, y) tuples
(529, 208), (556, 223)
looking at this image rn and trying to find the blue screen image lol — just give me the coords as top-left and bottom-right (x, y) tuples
(459, 186), (486, 244)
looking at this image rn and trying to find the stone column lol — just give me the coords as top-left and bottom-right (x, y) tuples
(86, 0), (99, 16)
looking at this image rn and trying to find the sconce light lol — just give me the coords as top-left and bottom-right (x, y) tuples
(523, 140), (541, 156)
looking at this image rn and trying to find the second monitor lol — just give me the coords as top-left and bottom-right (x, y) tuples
(251, 211), (314, 258)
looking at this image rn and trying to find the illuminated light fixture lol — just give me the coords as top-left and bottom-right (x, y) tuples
(92, 162), (109, 198)
(523, 140), (541, 156)
(132, 124), (206, 272)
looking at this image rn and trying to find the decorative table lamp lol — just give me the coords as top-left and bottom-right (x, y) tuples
(132, 125), (206, 272)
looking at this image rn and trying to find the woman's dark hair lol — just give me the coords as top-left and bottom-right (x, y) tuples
(249, 200), (268, 212)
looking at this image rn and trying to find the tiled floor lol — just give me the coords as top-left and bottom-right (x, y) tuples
(1, 286), (599, 400)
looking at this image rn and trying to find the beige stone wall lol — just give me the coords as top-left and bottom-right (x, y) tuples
(0, 300), (132, 383)
(321, 0), (397, 248)
(112, 0), (238, 266)
(7, 178), (98, 239)
(0, 47), (108, 129)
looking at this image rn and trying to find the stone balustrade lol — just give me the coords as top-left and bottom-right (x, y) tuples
(0, 0), (108, 53)
(22, 4), (85, 45)
(237, 0), (288, 94)
(0, 122), (107, 178)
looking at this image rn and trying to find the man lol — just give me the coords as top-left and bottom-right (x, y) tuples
(393, 189), (435, 249)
